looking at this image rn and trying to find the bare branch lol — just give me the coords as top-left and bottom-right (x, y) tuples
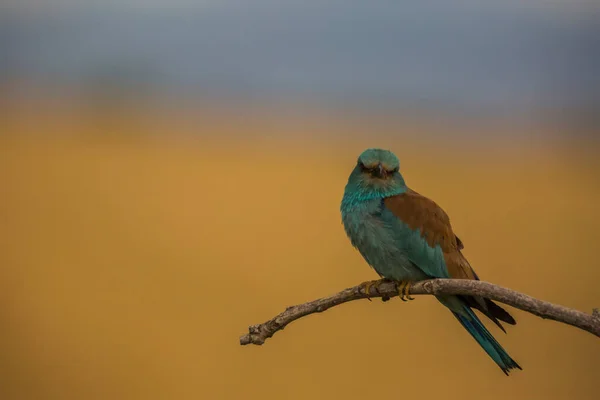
(239, 279), (600, 345)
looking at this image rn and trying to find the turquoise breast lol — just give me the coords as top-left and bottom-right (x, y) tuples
(341, 198), (429, 281)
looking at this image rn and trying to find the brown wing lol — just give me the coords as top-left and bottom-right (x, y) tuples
(384, 188), (516, 329)
(386, 188), (463, 249)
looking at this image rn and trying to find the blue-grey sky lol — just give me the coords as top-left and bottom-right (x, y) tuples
(2, 1), (599, 115)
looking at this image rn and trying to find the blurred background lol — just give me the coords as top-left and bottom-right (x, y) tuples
(1, 1), (599, 399)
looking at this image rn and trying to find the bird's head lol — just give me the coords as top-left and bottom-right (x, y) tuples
(343, 148), (407, 200)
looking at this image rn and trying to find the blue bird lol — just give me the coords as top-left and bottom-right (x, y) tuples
(341, 148), (521, 375)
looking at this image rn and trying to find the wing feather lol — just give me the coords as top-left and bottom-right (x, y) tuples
(383, 188), (516, 329)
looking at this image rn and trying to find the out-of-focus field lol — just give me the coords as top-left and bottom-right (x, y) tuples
(1, 103), (599, 400)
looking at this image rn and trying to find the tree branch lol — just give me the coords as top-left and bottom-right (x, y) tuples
(239, 279), (600, 345)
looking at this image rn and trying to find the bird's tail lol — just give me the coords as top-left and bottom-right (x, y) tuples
(439, 296), (521, 375)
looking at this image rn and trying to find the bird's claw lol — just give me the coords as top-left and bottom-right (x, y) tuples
(362, 279), (382, 301)
(396, 281), (415, 301)
(405, 281), (415, 300)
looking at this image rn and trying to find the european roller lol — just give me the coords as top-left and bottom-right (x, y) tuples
(341, 148), (521, 375)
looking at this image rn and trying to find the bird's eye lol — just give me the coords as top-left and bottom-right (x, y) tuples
(358, 161), (367, 171)
(391, 167), (399, 173)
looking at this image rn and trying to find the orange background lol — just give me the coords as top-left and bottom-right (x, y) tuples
(1, 103), (599, 399)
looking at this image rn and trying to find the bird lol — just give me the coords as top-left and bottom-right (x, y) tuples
(340, 148), (521, 375)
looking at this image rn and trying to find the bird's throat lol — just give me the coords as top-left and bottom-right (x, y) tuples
(341, 181), (406, 213)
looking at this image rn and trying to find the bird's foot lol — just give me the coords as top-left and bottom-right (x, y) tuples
(362, 280), (378, 301)
(404, 281), (415, 300)
(361, 279), (387, 301)
(395, 281), (415, 301)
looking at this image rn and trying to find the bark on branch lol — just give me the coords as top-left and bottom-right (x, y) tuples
(239, 279), (600, 345)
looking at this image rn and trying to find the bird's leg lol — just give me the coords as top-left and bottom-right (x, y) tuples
(362, 279), (386, 301)
(403, 281), (415, 301)
(396, 281), (408, 301)
(362, 280), (375, 301)
(395, 281), (415, 301)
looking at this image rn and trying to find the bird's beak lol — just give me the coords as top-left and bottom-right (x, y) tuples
(376, 163), (385, 178)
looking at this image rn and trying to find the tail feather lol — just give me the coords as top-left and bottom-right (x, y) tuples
(484, 298), (516, 325)
(462, 296), (517, 333)
(452, 306), (522, 375)
(464, 261), (517, 328)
